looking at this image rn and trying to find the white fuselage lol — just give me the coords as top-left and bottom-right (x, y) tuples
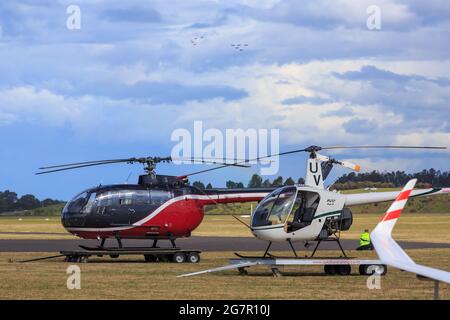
(250, 186), (345, 242)
(250, 185), (449, 243)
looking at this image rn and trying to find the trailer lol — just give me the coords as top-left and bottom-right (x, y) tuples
(60, 246), (201, 263)
(178, 254), (387, 277)
(19, 245), (201, 264)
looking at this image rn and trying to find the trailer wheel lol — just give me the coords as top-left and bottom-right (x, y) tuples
(359, 265), (368, 275)
(337, 265), (351, 276)
(187, 252), (200, 263)
(144, 254), (156, 262)
(374, 264), (387, 275)
(109, 254), (119, 259)
(359, 264), (387, 275)
(324, 265), (337, 275)
(238, 267), (248, 275)
(159, 255), (170, 263)
(172, 252), (186, 263)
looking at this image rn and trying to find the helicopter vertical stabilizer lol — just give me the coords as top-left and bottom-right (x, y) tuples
(305, 157), (324, 189)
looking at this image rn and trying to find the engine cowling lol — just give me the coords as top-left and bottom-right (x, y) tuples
(338, 208), (353, 231)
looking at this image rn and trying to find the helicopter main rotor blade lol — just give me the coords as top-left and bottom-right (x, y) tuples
(321, 145), (447, 150)
(39, 159), (134, 169)
(180, 148), (307, 177)
(36, 156), (251, 175)
(180, 145), (446, 177)
(36, 160), (132, 175)
(172, 158), (250, 167)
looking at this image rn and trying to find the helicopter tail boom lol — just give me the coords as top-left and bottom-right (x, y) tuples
(344, 187), (450, 206)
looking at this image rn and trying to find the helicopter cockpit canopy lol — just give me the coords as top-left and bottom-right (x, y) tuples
(62, 187), (173, 217)
(251, 186), (320, 230)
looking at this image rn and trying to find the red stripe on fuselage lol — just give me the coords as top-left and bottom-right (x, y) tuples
(66, 194), (267, 239)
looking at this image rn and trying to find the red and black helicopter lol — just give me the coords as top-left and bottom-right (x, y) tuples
(36, 156), (273, 249)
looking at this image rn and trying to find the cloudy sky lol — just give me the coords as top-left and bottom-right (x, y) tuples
(0, 0), (449, 200)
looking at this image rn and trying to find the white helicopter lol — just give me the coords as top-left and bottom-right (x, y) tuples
(227, 145), (450, 257)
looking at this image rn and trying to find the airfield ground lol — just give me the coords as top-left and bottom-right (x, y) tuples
(1, 213), (450, 243)
(0, 249), (448, 299)
(0, 213), (449, 299)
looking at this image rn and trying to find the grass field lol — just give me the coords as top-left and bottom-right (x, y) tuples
(0, 213), (449, 299)
(0, 216), (74, 239)
(1, 213), (450, 243)
(0, 250), (448, 300)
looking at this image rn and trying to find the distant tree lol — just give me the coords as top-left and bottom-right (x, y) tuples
(206, 183), (213, 189)
(297, 178), (305, 185)
(17, 194), (41, 210)
(262, 179), (272, 187)
(42, 198), (59, 207)
(226, 180), (238, 189)
(0, 190), (18, 212)
(284, 177), (295, 185)
(192, 181), (205, 190)
(272, 176), (283, 186)
(236, 182), (244, 188)
(248, 174), (262, 188)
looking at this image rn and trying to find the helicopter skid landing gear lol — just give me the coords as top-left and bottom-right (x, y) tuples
(263, 241), (272, 258)
(287, 239), (298, 258)
(115, 235), (123, 249)
(310, 237), (348, 258)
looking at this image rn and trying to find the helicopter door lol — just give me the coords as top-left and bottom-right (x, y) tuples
(116, 190), (135, 226)
(286, 191), (320, 232)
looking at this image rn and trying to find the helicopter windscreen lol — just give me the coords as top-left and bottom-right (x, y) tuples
(252, 186), (297, 227)
(62, 190), (94, 215)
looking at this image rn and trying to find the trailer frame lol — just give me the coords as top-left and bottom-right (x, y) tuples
(178, 255), (387, 277)
(60, 246), (202, 264)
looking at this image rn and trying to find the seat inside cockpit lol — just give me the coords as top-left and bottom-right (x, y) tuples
(286, 191), (320, 232)
(251, 187), (321, 231)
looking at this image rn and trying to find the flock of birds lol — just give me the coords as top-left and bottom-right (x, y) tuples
(190, 35), (249, 52)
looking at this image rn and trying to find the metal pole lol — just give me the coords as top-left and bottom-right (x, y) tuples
(434, 280), (439, 300)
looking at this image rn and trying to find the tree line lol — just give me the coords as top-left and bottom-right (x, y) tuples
(192, 175), (305, 189)
(193, 168), (449, 190)
(333, 169), (450, 190)
(0, 190), (63, 213)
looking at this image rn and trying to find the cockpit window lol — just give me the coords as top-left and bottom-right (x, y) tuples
(252, 187), (297, 227)
(81, 192), (96, 214)
(63, 188), (173, 216)
(150, 190), (172, 205)
(63, 191), (89, 214)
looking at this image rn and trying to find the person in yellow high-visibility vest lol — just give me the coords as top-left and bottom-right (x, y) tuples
(357, 229), (373, 250)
